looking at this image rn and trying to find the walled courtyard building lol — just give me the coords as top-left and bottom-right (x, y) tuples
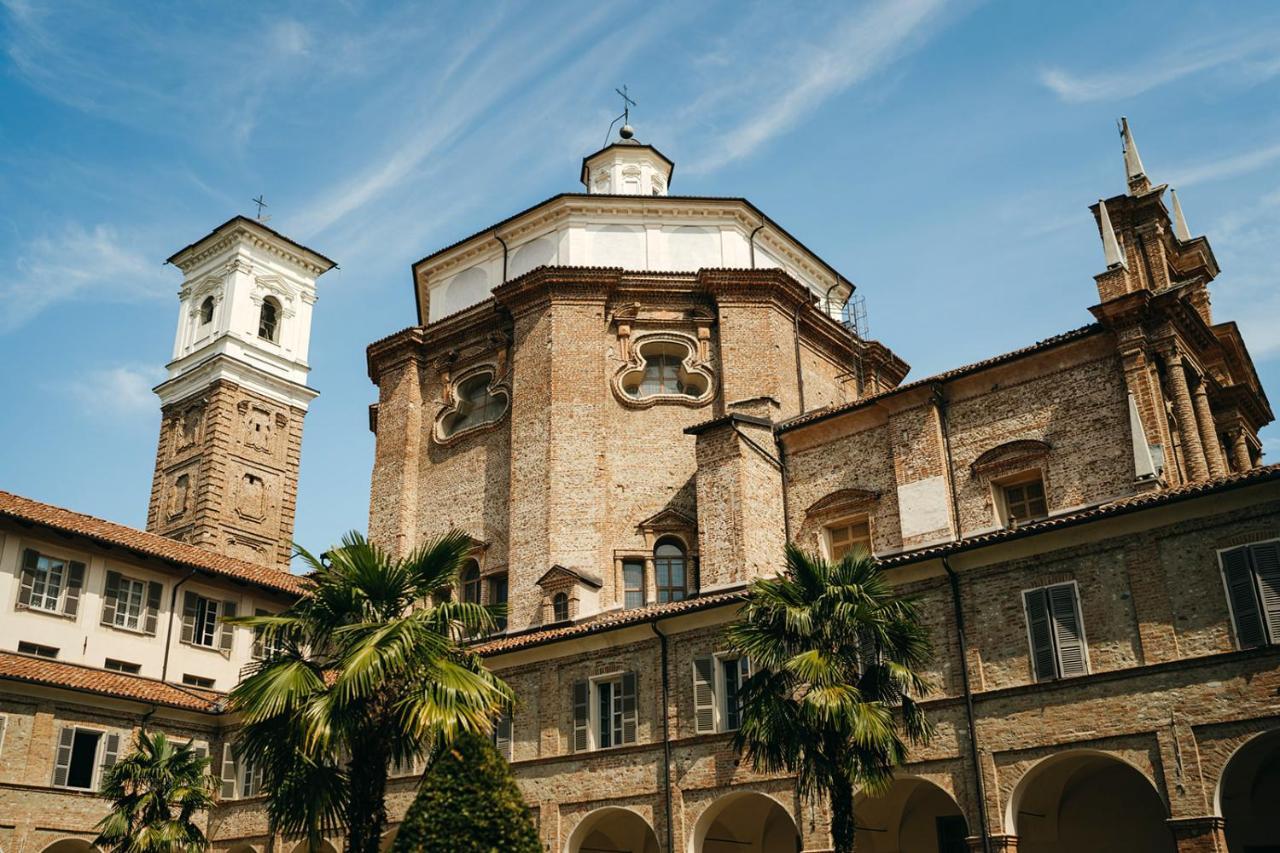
(1, 120), (1278, 852)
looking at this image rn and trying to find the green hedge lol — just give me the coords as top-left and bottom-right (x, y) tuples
(392, 731), (540, 853)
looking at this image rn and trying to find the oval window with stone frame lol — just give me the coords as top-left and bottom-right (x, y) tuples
(617, 338), (712, 406)
(438, 369), (509, 441)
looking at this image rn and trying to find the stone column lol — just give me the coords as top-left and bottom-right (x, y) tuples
(1167, 816), (1227, 853)
(1162, 350), (1209, 481)
(1228, 427), (1253, 472)
(1191, 379), (1227, 478)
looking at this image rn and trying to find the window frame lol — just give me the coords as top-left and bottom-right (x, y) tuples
(199, 295), (215, 326)
(588, 671), (637, 751)
(693, 653), (752, 734)
(17, 641), (58, 659)
(1217, 538), (1280, 648)
(823, 515), (873, 562)
(1020, 580), (1090, 681)
(181, 590), (236, 652)
(654, 538), (689, 604)
(257, 296), (281, 343)
(487, 572), (509, 632)
(622, 559), (646, 609)
(111, 575), (147, 632)
(104, 658), (141, 674)
(996, 470), (1049, 528)
(52, 724), (117, 791)
(551, 592), (570, 623)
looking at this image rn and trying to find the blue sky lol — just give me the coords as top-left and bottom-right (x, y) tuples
(2, 0), (1278, 566)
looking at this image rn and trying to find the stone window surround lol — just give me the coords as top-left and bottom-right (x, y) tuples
(432, 362), (511, 445)
(615, 531), (700, 609)
(536, 565), (602, 625)
(611, 331), (715, 409)
(803, 489), (880, 560)
(821, 514), (874, 563)
(990, 467), (1051, 529)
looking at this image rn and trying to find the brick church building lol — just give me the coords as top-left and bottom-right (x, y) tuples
(1, 118), (1277, 853)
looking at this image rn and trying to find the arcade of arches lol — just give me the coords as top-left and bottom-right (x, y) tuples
(689, 792), (799, 853)
(1220, 729), (1280, 853)
(567, 807), (661, 853)
(854, 778), (968, 853)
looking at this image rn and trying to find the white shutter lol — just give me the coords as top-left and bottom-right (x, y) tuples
(1250, 541), (1280, 644)
(220, 743), (238, 799)
(1048, 584), (1088, 677)
(692, 657), (717, 734)
(52, 726), (76, 787)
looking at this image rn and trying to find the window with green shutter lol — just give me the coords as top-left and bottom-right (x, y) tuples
(1220, 540), (1280, 648)
(1023, 582), (1089, 681)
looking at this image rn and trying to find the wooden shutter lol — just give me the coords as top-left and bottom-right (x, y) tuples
(620, 672), (638, 745)
(1048, 584), (1088, 677)
(101, 571), (122, 626)
(219, 600), (238, 652)
(1250, 541), (1280, 644)
(63, 561), (85, 616)
(181, 592), (198, 645)
(143, 582), (163, 636)
(220, 743), (238, 799)
(692, 657), (717, 734)
(101, 732), (121, 778)
(52, 726), (76, 787)
(494, 711), (513, 760)
(572, 681), (589, 753)
(18, 549), (38, 608)
(1222, 547), (1266, 648)
(252, 608), (267, 659)
(1023, 588), (1057, 681)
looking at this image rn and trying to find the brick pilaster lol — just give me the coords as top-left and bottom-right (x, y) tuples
(1167, 816), (1226, 853)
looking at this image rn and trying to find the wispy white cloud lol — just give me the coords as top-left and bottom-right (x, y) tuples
(59, 363), (164, 419)
(1169, 141), (1280, 187)
(673, 0), (954, 174)
(0, 224), (169, 332)
(1205, 186), (1280, 361)
(1040, 28), (1280, 103)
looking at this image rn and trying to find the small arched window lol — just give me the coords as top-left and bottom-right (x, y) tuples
(552, 592), (570, 623)
(199, 296), (214, 325)
(461, 561), (481, 605)
(654, 539), (688, 603)
(258, 297), (280, 342)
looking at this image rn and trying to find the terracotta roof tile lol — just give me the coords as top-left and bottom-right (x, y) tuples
(0, 490), (310, 596)
(0, 651), (223, 712)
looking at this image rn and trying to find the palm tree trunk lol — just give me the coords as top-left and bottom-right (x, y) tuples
(345, 736), (390, 853)
(830, 776), (856, 853)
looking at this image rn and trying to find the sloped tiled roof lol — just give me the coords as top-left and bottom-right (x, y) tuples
(0, 651), (223, 712)
(0, 490), (310, 596)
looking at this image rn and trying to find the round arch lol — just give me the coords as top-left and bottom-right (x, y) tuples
(224, 846), (258, 853)
(853, 776), (968, 853)
(287, 841), (339, 853)
(1007, 750), (1174, 852)
(40, 842), (98, 853)
(1217, 728), (1280, 851)
(379, 827), (399, 853)
(566, 806), (660, 853)
(688, 791), (799, 853)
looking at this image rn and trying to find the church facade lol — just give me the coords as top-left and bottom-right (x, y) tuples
(1, 120), (1278, 853)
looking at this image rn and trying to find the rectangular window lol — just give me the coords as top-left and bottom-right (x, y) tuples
(623, 561), (645, 609)
(104, 658), (141, 674)
(17, 641), (58, 659)
(1023, 582), (1088, 681)
(693, 655), (752, 734)
(52, 726), (118, 790)
(492, 709), (513, 760)
(17, 548), (85, 617)
(488, 574), (509, 632)
(183, 674), (216, 689)
(251, 609), (283, 660)
(181, 591), (236, 650)
(1002, 476), (1048, 526)
(574, 673), (637, 751)
(826, 518), (872, 561)
(102, 571), (162, 634)
(220, 743), (262, 799)
(1220, 540), (1280, 648)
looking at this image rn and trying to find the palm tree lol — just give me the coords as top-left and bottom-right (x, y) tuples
(94, 729), (215, 852)
(227, 530), (512, 853)
(725, 544), (935, 853)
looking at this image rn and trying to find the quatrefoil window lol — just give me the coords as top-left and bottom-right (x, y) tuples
(437, 369), (509, 441)
(615, 337), (713, 407)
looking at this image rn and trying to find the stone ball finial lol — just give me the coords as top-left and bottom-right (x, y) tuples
(619, 124), (635, 140)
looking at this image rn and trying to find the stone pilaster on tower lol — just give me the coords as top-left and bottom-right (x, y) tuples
(1120, 116), (1150, 195)
(147, 216), (336, 569)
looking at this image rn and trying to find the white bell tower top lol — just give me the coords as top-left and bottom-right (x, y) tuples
(158, 216), (336, 411)
(580, 126), (675, 196)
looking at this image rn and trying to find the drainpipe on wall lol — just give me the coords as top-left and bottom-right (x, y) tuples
(932, 386), (992, 853)
(494, 231), (510, 284)
(161, 568), (199, 684)
(650, 621), (675, 853)
(793, 305), (806, 415)
(749, 217), (766, 269)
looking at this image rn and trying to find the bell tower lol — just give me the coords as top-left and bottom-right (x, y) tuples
(147, 216), (336, 569)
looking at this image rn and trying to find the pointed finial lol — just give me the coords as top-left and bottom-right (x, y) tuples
(1119, 117), (1148, 194)
(1169, 188), (1192, 241)
(1099, 199), (1127, 270)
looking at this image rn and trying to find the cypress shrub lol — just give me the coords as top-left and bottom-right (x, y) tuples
(392, 732), (540, 853)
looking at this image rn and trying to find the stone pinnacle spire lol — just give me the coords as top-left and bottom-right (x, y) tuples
(1098, 199), (1127, 269)
(1120, 117), (1149, 194)
(1169, 188), (1192, 241)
